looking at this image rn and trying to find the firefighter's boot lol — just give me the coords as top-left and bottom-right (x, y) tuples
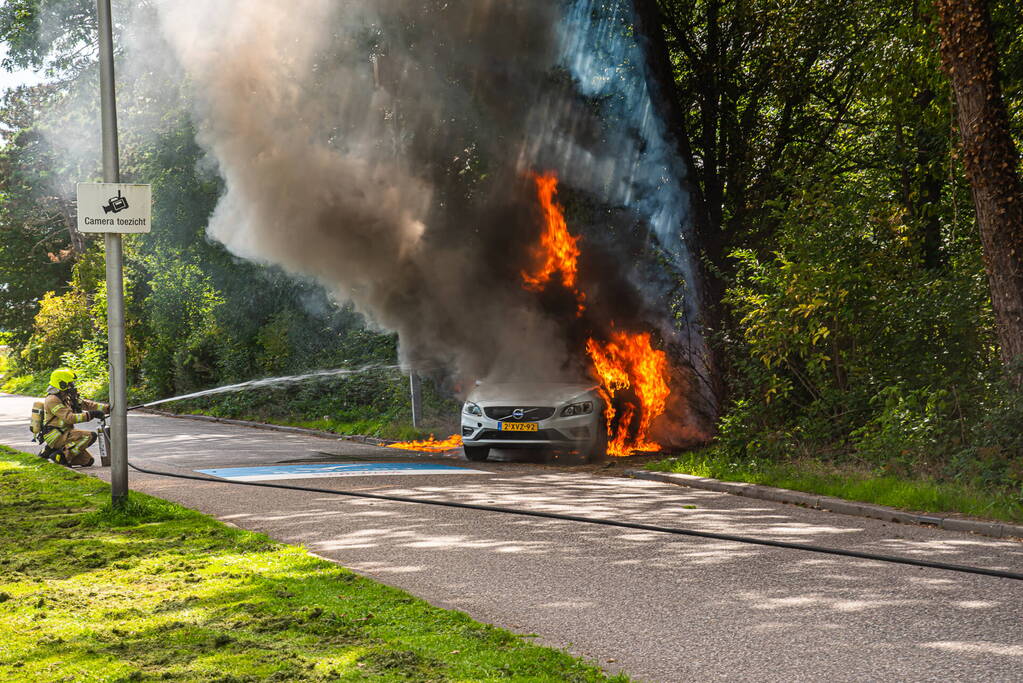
(37, 445), (58, 461)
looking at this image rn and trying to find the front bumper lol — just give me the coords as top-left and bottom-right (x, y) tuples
(461, 411), (601, 450)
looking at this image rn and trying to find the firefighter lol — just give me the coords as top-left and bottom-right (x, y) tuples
(39, 368), (108, 467)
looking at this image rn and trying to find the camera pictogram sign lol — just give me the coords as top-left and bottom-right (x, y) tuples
(77, 182), (152, 233)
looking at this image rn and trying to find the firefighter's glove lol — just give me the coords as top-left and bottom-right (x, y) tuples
(88, 410), (105, 420)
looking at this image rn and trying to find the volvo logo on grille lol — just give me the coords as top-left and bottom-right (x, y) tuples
(512, 408), (525, 420)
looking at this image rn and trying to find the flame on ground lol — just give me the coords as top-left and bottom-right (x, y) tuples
(521, 172), (586, 314)
(387, 434), (463, 452)
(586, 331), (670, 457)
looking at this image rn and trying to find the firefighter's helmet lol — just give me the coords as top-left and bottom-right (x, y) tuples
(49, 368), (77, 391)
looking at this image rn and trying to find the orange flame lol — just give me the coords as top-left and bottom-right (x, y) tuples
(586, 331), (670, 457)
(388, 434), (463, 452)
(521, 172), (586, 314)
(520, 169), (673, 457)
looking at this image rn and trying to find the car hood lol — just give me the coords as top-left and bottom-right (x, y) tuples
(467, 381), (599, 405)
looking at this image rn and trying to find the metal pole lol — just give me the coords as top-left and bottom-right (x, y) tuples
(409, 372), (423, 429)
(97, 0), (128, 505)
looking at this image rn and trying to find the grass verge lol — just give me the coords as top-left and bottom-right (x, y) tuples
(0, 446), (625, 681)
(160, 406), (440, 442)
(279, 416), (436, 442)
(649, 449), (1023, 525)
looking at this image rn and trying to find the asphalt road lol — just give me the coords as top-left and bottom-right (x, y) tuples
(2, 394), (1022, 682)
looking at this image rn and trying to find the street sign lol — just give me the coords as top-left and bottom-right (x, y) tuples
(76, 182), (152, 233)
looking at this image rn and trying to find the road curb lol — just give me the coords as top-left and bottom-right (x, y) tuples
(135, 409), (398, 446)
(625, 469), (1023, 541)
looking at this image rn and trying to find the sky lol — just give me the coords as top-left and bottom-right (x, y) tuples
(0, 43), (48, 93)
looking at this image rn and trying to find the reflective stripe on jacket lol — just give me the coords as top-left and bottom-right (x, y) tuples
(42, 391), (105, 434)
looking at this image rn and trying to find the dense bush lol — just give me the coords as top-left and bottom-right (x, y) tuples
(60, 341), (109, 400)
(717, 169), (1013, 489)
(17, 288), (93, 371)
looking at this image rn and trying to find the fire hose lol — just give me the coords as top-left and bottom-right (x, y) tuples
(125, 459), (1023, 582)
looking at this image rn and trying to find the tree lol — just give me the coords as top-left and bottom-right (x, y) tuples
(935, 0), (1023, 382)
(0, 0), (99, 77)
(631, 0), (905, 415)
(0, 85), (78, 343)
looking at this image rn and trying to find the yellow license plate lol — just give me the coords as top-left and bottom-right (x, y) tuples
(500, 422), (538, 432)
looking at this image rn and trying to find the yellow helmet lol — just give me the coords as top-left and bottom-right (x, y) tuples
(49, 368), (77, 391)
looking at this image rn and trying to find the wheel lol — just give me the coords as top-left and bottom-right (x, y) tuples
(463, 446), (490, 462)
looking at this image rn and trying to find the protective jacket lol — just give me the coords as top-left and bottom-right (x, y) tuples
(42, 387), (104, 432)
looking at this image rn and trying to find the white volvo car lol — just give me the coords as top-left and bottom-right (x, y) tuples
(460, 381), (606, 462)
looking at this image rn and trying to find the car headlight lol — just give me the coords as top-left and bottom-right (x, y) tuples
(561, 401), (593, 417)
(463, 401), (482, 417)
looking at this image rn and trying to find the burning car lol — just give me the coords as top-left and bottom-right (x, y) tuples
(388, 172), (677, 462)
(460, 381), (606, 462)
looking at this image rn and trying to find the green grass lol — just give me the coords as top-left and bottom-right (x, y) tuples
(649, 448), (1023, 524)
(0, 446), (626, 682)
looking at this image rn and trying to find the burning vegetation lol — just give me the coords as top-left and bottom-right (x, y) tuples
(388, 434), (463, 453)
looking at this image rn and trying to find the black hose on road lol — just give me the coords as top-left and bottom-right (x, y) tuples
(127, 460), (1023, 582)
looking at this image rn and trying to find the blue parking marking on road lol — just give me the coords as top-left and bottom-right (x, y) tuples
(196, 462), (485, 482)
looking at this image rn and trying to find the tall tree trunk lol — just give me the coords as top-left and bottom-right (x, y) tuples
(935, 0), (1023, 383)
(632, 0), (725, 426)
(911, 89), (947, 270)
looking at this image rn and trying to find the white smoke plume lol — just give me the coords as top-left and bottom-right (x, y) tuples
(152, 0), (576, 388)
